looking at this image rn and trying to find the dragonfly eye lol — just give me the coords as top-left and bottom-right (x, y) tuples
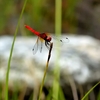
(47, 36), (51, 42)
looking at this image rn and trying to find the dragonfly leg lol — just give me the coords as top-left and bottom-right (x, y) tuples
(45, 41), (50, 50)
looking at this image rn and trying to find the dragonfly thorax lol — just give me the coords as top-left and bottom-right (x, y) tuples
(40, 33), (52, 42)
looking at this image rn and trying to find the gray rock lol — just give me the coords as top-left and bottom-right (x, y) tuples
(0, 35), (100, 88)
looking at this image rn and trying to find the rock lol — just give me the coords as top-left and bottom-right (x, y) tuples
(0, 35), (100, 88)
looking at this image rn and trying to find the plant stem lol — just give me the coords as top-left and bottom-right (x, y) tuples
(5, 1), (27, 100)
(82, 81), (100, 100)
(38, 43), (53, 100)
(52, 0), (62, 99)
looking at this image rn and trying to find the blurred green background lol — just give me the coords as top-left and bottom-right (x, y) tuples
(0, 0), (100, 100)
(0, 0), (100, 39)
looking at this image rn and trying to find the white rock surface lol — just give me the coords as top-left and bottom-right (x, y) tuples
(0, 35), (100, 88)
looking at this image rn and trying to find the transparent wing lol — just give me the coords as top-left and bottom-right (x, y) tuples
(52, 35), (69, 43)
(32, 37), (44, 54)
(45, 33), (69, 43)
(39, 37), (44, 53)
(32, 37), (39, 54)
(50, 34), (69, 50)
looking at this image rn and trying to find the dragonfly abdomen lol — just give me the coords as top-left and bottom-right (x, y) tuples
(25, 25), (40, 36)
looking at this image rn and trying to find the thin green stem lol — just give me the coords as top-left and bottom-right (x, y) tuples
(52, 0), (62, 99)
(55, 0), (62, 35)
(38, 43), (53, 100)
(38, 61), (49, 100)
(5, 0), (27, 100)
(81, 81), (100, 100)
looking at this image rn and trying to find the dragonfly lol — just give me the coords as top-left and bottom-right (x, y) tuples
(25, 25), (68, 54)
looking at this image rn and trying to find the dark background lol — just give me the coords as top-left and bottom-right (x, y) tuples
(0, 0), (100, 39)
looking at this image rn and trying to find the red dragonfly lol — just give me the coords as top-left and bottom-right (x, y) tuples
(25, 25), (68, 54)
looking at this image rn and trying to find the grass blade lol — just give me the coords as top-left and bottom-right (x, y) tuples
(81, 81), (100, 100)
(5, 0), (28, 100)
(38, 43), (53, 100)
(52, 0), (62, 99)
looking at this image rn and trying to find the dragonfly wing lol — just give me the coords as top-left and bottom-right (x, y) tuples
(52, 35), (69, 43)
(39, 37), (44, 53)
(32, 37), (39, 54)
(40, 42), (43, 53)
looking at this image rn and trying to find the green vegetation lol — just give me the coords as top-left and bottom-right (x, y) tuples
(0, 0), (78, 35)
(0, 0), (99, 100)
(5, 0), (28, 100)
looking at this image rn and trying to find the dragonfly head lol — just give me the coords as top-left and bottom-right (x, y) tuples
(46, 36), (52, 42)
